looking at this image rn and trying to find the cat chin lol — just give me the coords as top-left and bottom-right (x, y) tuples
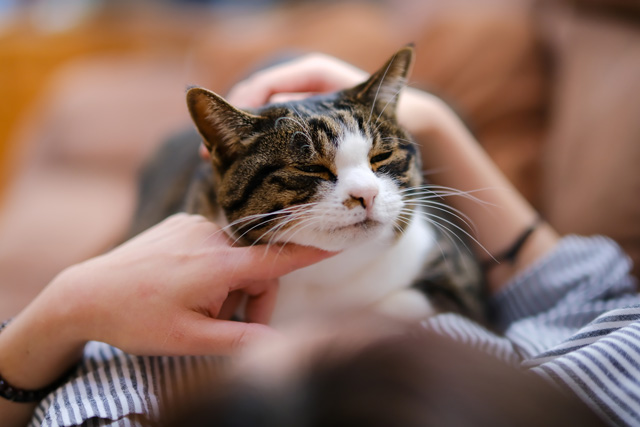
(275, 223), (396, 252)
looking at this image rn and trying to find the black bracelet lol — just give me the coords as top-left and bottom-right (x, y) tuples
(0, 318), (66, 403)
(482, 217), (543, 271)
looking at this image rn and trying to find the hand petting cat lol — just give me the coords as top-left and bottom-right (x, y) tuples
(227, 53), (367, 108)
(0, 213), (333, 426)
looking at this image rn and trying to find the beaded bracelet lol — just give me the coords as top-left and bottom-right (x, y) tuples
(481, 217), (543, 271)
(0, 318), (65, 403)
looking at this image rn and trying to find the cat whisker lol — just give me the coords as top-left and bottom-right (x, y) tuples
(401, 209), (463, 271)
(399, 185), (499, 211)
(254, 210), (316, 249)
(241, 215), (315, 264)
(201, 226), (236, 246)
(233, 213), (303, 247)
(367, 53), (397, 127)
(263, 212), (317, 249)
(404, 199), (477, 235)
(370, 83), (421, 132)
(224, 204), (310, 232)
(280, 112), (314, 148)
(275, 116), (312, 141)
(374, 83), (408, 125)
(252, 213), (319, 261)
(408, 209), (495, 261)
(405, 205), (476, 239)
(291, 131), (313, 148)
(392, 213), (412, 237)
(289, 104), (306, 119)
(402, 184), (497, 201)
(268, 203), (362, 250)
(371, 117), (393, 136)
(223, 203), (318, 246)
(260, 205), (322, 246)
(397, 210), (451, 262)
(273, 216), (324, 257)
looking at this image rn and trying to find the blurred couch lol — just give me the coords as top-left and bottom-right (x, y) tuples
(0, 0), (638, 318)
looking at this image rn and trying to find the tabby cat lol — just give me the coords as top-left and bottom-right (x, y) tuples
(131, 47), (484, 326)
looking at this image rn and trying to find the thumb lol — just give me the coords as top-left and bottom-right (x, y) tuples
(233, 244), (337, 283)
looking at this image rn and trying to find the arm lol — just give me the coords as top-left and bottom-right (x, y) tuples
(225, 54), (558, 294)
(397, 89), (559, 293)
(0, 213), (333, 426)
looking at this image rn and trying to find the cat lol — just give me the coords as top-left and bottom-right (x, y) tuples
(130, 46), (485, 326)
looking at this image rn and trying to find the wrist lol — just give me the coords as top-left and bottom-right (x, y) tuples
(0, 269), (88, 391)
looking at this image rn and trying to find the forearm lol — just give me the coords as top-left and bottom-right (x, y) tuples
(0, 269), (86, 426)
(399, 89), (559, 293)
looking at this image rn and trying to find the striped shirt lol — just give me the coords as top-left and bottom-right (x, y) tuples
(29, 235), (640, 426)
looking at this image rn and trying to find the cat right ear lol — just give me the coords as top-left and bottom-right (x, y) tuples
(186, 87), (261, 161)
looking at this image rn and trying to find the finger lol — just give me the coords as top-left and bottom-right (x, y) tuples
(233, 75), (339, 108)
(269, 92), (317, 104)
(243, 279), (280, 325)
(179, 314), (283, 355)
(227, 59), (349, 108)
(232, 244), (337, 283)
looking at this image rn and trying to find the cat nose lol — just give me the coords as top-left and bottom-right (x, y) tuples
(347, 187), (378, 210)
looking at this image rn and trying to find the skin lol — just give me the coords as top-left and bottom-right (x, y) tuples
(0, 213), (333, 426)
(1, 52), (559, 425)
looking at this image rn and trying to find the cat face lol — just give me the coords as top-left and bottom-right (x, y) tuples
(187, 47), (422, 251)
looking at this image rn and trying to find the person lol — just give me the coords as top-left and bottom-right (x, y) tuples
(1, 52), (638, 426)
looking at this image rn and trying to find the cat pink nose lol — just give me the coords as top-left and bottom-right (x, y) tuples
(349, 187), (378, 210)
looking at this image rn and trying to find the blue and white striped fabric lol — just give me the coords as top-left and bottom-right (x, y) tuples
(29, 347), (224, 427)
(29, 235), (640, 427)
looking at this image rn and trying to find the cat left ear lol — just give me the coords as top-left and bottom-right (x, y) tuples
(347, 46), (414, 119)
(186, 87), (262, 161)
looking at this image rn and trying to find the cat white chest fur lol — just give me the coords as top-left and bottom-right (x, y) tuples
(271, 213), (436, 327)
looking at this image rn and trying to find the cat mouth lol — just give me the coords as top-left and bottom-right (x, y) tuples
(332, 219), (381, 232)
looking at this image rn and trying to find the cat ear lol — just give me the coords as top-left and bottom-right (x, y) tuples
(347, 46), (414, 119)
(186, 87), (261, 161)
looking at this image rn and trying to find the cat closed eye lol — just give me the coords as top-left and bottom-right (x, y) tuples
(370, 151), (393, 164)
(296, 164), (332, 175)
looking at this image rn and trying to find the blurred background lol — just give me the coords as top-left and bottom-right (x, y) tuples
(1, 0), (639, 318)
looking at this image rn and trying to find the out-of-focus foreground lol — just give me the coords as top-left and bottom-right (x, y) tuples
(1, 0), (639, 318)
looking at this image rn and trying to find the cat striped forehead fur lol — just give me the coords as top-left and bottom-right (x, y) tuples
(186, 46), (426, 253)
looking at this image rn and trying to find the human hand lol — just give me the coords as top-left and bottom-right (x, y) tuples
(0, 213), (334, 399)
(53, 213), (334, 356)
(226, 53), (368, 108)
